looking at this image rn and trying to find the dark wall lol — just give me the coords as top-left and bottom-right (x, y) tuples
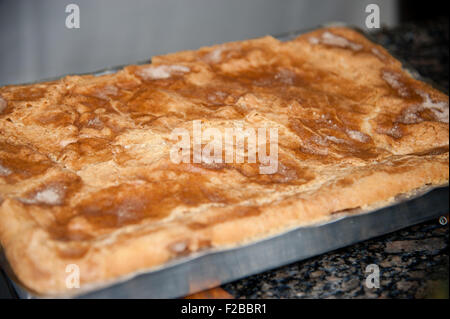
(399, 0), (448, 22)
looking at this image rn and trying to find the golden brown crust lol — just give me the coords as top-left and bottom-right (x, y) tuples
(0, 27), (448, 296)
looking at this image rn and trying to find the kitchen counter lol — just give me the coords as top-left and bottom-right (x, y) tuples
(222, 19), (449, 299)
(223, 219), (448, 299)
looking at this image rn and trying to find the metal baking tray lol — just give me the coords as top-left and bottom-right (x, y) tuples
(0, 25), (449, 299)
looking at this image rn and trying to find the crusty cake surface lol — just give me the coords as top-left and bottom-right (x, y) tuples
(0, 27), (448, 295)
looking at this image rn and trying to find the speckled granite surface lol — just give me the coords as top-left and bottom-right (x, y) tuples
(223, 220), (448, 299)
(222, 19), (450, 299)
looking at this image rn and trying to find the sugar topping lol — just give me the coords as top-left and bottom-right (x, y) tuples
(346, 129), (370, 143)
(302, 137), (329, 156)
(398, 91), (449, 125)
(326, 136), (348, 144)
(315, 132), (368, 145)
(417, 91), (449, 124)
(137, 64), (190, 80)
(371, 47), (386, 60)
(311, 135), (328, 146)
(376, 124), (403, 139)
(274, 68), (296, 85)
(308, 37), (320, 45)
(207, 91), (228, 104)
(382, 70), (410, 97)
(205, 46), (226, 63)
(0, 96), (7, 114)
(35, 187), (63, 205)
(203, 43), (241, 63)
(398, 105), (422, 124)
(169, 240), (189, 254)
(21, 184), (65, 206)
(0, 162), (12, 176)
(320, 32), (363, 51)
(87, 116), (103, 128)
(310, 32), (384, 59)
(94, 85), (118, 100)
(381, 69), (449, 124)
(60, 138), (78, 148)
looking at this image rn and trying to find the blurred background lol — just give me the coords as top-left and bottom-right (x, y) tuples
(0, 0), (445, 85)
(0, 0), (400, 85)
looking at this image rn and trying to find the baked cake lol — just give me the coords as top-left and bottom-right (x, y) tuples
(0, 27), (448, 296)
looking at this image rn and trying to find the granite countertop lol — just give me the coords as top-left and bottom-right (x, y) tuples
(222, 19), (450, 299)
